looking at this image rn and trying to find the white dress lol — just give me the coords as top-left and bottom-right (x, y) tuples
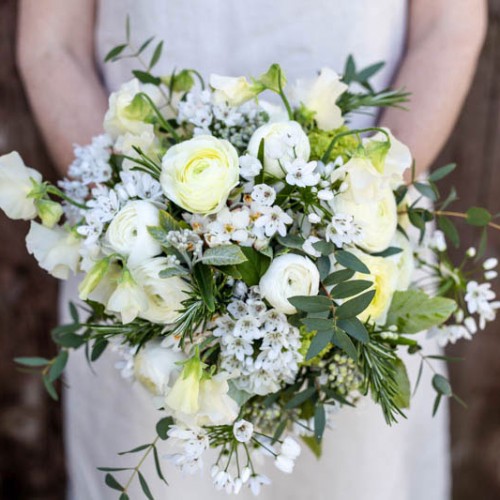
(61, 1), (450, 498)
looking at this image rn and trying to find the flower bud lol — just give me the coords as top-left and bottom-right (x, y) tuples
(78, 258), (111, 300)
(35, 199), (63, 228)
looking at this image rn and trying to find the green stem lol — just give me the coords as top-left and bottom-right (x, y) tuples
(277, 71), (293, 120)
(46, 186), (88, 210)
(137, 92), (180, 142)
(123, 436), (159, 493)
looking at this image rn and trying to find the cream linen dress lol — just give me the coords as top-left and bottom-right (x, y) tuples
(61, 1), (450, 498)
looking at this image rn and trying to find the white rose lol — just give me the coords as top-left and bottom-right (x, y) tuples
(106, 268), (148, 324)
(332, 159), (397, 253)
(344, 250), (398, 324)
(210, 74), (259, 106)
(105, 200), (161, 267)
(0, 152), (42, 220)
(132, 257), (191, 324)
(160, 135), (239, 214)
(363, 128), (412, 188)
(260, 254), (320, 314)
(247, 121), (310, 179)
(26, 222), (81, 279)
(390, 232), (415, 291)
(103, 78), (163, 139)
(134, 340), (186, 397)
(291, 67), (348, 131)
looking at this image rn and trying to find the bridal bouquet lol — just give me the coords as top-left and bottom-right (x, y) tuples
(2, 29), (499, 498)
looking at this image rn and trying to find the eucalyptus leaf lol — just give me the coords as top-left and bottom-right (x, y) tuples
(335, 290), (375, 319)
(48, 350), (69, 382)
(132, 70), (162, 86)
(331, 327), (358, 360)
(466, 207), (491, 227)
(277, 234), (305, 250)
(322, 269), (355, 286)
(330, 280), (373, 299)
(337, 317), (369, 343)
(314, 403), (326, 442)
(428, 163), (456, 182)
(200, 245), (248, 266)
(306, 330), (334, 360)
(432, 374), (452, 396)
(285, 386), (317, 409)
(138, 472), (154, 500)
(104, 473), (124, 492)
(14, 356), (49, 367)
(288, 295), (332, 313)
(334, 250), (370, 274)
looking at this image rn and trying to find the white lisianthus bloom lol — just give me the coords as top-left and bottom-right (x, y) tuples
(332, 158), (397, 253)
(247, 121), (310, 179)
(105, 200), (161, 267)
(0, 152), (42, 220)
(132, 257), (191, 324)
(260, 254), (320, 314)
(133, 340), (186, 396)
(26, 222), (81, 279)
(291, 67), (348, 131)
(346, 250), (398, 324)
(160, 135), (240, 214)
(363, 128), (412, 188)
(103, 78), (163, 139)
(210, 74), (260, 106)
(390, 232), (415, 291)
(106, 268), (148, 324)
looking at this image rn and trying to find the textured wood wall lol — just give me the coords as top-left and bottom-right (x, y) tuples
(0, 1), (499, 499)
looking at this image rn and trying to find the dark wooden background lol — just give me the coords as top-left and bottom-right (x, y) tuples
(0, 1), (499, 498)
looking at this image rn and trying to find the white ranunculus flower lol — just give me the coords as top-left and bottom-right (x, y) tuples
(291, 67), (348, 131)
(210, 74), (259, 106)
(332, 159), (397, 253)
(160, 135), (239, 214)
(348, 250), (398, 324)
(260, 254), (320, 314)
(26, 222), (81, 279)
(390, 232), (415, 291)
(0, 152), (42, 220)
(132, 257), (191, 324)
(106, 268), (148, 324)
(133, 340), (186, 397)
(113, 129), (160, 171)
(103, 78), (163, 139)
(247, 121), (310, 179)
(105, 200), (161, 267)
(363, 128), (412, 188)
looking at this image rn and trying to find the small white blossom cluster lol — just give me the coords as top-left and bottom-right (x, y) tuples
(164, 425), (209, 474)
(177, 90), (267, 149)
(213, 285), (303, 396)
(74, 170), (163, 247)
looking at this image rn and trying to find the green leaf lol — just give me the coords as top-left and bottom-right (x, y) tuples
(301, 317), (334, 333)
(104, 473), (124, 492)
(153, 446), (168, 485)
(137, 36), (155, 54)
(69, 302), (79, 323)
(371, 246), (403, 258)
(314, 404), (326, 442)
(335, 290), (375, 320)
(331, 327), (358, 360)
(428, 163), (456, 182)
(330, 280), (373, 299)
(235, 246), (271, 286)
(322, 269), (355, 286)
(48, 350), (69, 382)
(466, 207), (491, 227)
(277, 234), (305, 250)
(271, 419), (288, 444)
(91, 338), (108, 362)
(306, 330), (334, 360)
(156, 417), (174, 440)
(14, 356), (49, 367)
(432, 393), (442, 416)
(439, 186), (458, 210)
(149, 41), (163, 70)
(438, 216), (460, 248)
(52, 330), (85, 348)
(334, 250), (370, 274)
(159, 267), (188, 279)
(132, 70), (162, 86)
(216, 265), (242, 279)
(97, 467), (133, 472)
(120, 494), (130, 500)
(301, 435), (322, 459)
(285, 386), (317, 409)
(393, 359), (411, 409)
(159, 210), (185, 232)
(138, 472), (154, 500)
(337, 318), (369, 343)
(312, 240), (336, 256)
(118, 444), (151, 455)
(42, 375), (59, 401)
(386, 290), (456, 334)
(200, 245), (248, 266)
(432, 374), (452, 396)
(414, 182), (438, 201)
(104, 44), (127, 62)
(357, 61), (385, 82)
(192, 264), (216, 313)
(288, 295), (332, 313)
(317, 255), (331, 280)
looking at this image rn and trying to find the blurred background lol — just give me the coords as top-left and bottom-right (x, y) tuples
(0, 1), (499, 499)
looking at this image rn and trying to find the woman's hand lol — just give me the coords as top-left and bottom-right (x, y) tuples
(380, 0), (487, 179)
(17, 0), (108, 175)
